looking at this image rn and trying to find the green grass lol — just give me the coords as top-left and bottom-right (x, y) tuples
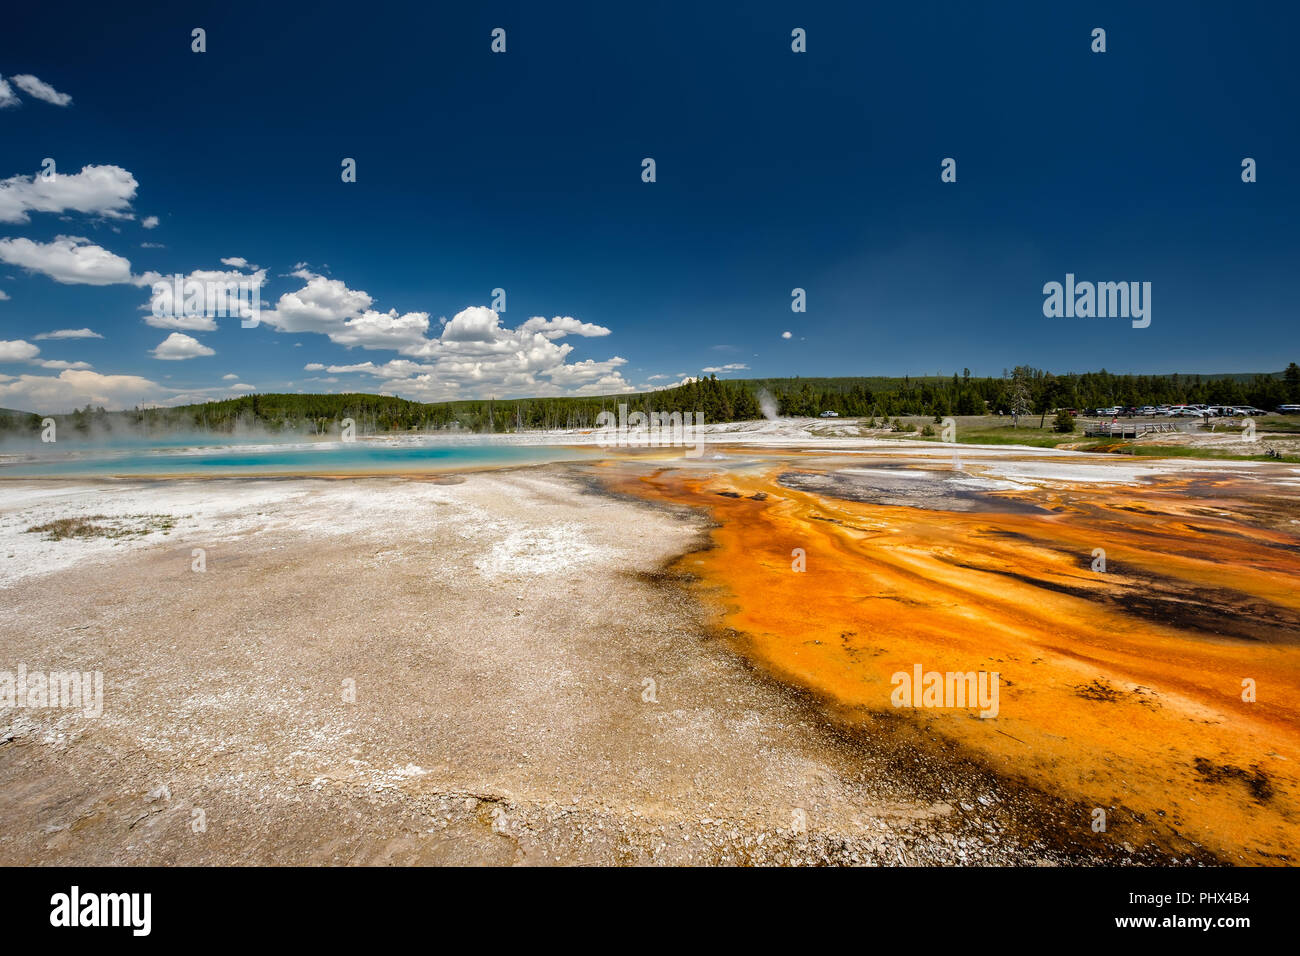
(875, 414), (1300, 462)
(26, 514), (179, 541)
(1075, 442), (1300, 463)
(879, 416), (1082, 448)
(949, 429), (1079, 448)
(1254, 419), (1300, 434)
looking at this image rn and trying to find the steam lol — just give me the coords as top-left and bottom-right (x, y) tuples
(757, 388), (780, 422)
(0, 414), (350, 456)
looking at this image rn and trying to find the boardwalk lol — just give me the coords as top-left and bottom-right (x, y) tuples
(1083, 421), (1183, 439)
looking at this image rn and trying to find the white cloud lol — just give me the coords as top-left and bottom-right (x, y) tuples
(518, 315), (612, 339)
(0, 289), (8, 301)
(702, 363), (749, 374)
(260, 272), (374, 335)
(0, 77), (17, 109)
(0, 339), (40, 362)
(781, 331), (792, 339)
(34, 328), (102, 340)
(438, 305), (501, 343)
(0, 235), (140, 286)
(646, 375), (698, 391)
(322, 362), (378, 374)
(141, 215), (159, 229)
(330, 308), (431, 350)
(151, 332), (214, 361)
(140, 241), (165, 249)
(330, 308), (636, 402)
(221, 373), (239, 380)
(546, 357), (629, 387)
(9, 74), (72, 107)
(228, 383), (255, 391)
(0, 369), (163, 413)
(261, 273), (633, 400)
(140, 265), (267, 331)
(0, 164), (137, 224)
(0, 338), (92, 372)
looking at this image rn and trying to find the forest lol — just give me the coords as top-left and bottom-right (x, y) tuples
(3, 364), (1297, 436)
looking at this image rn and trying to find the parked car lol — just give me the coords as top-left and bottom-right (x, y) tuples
(1278, 404), (1300, 414)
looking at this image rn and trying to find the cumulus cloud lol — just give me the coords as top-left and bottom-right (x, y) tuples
(0, 339), (41, 362)
(0, 369), (163, 414)
(221, 373), (239, 380)
(141, 215), (159, 229)
(0, 289), (8, 300)
(312, 306), (633, 401)
(330, 308), (431, 350)
(546, 357), (629, 388)
(437, 305), (502, 343)
(34, 328), (102, 340)
(517, 315), (612, 339)
(0, 77), (17, 109)
(702, 363), (749, 374)
(781, 331), (792, 339)
(0, 164), (137, 224)
(9, 74), (72, 107)
(260, 272), (374, 335)
(0, 337), (92, 373)
(151, 332), (214, 361)
(140, 264), (267, 331)
(0, 235), (141, 286)
(259, 272), (633, 400)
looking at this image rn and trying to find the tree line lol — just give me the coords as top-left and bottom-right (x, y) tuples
(2, 364), (1296, 437)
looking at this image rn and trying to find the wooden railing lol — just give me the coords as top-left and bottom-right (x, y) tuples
(1082, 421), (1182, 438)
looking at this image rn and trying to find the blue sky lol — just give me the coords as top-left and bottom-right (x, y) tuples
(1, 1), (1296, 412)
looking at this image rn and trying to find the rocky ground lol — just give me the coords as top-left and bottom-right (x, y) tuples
(0, 465), (1165, 865)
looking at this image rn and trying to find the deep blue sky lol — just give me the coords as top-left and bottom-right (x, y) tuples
(1, 1), (1296, 411)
